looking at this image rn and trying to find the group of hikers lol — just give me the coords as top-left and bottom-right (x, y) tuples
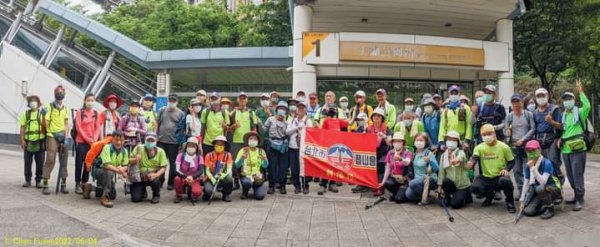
(18, 80), (593, 220)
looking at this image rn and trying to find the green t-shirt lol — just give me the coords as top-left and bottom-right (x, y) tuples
(561, 93), (591, 154)
(19, 109), (44, 141)
(235, 148), (266, 176)
(142, 110), (157, 132)
(100, 144), (129, 168)
(132, 145), (168, 173)
(44, 103), (69, 137)
(392, 121), (425, 148)
(201, 109), (230, 146)
(473, 141), (514, 178)
(231, 109), (258, 144)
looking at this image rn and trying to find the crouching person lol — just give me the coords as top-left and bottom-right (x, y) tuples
(519, 140), (562, 219)
(380, 132), (412, 203)
(174, 137), (204, 203)
(94, 131), (130, 208)
(405, 133), (439, 203)
(130, 133), (167, 204)
(436, 131), (472, 209)
(203, 136), (234, 202)
(236, 132), (269, 200)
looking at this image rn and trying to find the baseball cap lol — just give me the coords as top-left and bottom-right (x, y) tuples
(354, 90), (366, 97)
(196, 90), (207, 96)
(535, 88), (548, 96)
(404, 97), (414, 103)
(525, 140), (541, 151)
(238, 91), (247, 98)
(448, 85), (460, 92)
(484, 85), (497, 93)
(375, 88), (387, 95)
(510, 94), (523, 101)
(270, 91), (280, 97)
(309, 92), (318, 99)
(168, 94), (178, 101)
(260, 93), (270, 99)
(210, 92), (220, 99)
(190, 99), (201, 105)
(339, 96), (349, 102)
(562, 92), (575, 99)
(433, 94), (442, 99)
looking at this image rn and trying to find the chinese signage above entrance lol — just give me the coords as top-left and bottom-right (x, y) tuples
(339, 42), (485, 67)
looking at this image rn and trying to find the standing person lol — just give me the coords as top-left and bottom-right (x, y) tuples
(74, 94), (101, 194)
(203, 136), (234, 202)
(20, 95), (45, 188)
(519, 140), (562, 219)
(468, 124), (516, 213)
(286, 100), (313, 194)
(99, 94), (123, 138)
(256, 93), (273, 150)
(532, 88), (563, 177)
(352, 108), (390, 195)
(93, 131), (130, 208)
(235, 131), (269, 200)
(375, 88), (397, 128)
(339, 96), (350, 119)
(41, 85), (71, 195)
(380, 132), (412, 203)
(200, 92), (230, 155)
(141, 94), (157, 133)
(196, 90), (208, 108)
(296, 91), (306, 102)
(348, 90), (373, 132)
(504, 94), (535, 191)
(436, 131), (472, 209)
(559, 80), (591, 211)
(433, 94), (444, 109)
(173, 137), (204, 203)
(393, 111), (425, 151)
(403, 98), (416, 116)
(314, 91), (346, 126)
(130, 133), (167, 204)
(404, 133), (438, 203)
(230, 92), (258, 190)
(421, 98), (440, 154)
(471, 90), (485, 118)
(156, 94), (186, 191)
(221, 97), (234, 144)
(438, 85), (472, 155)
(119, 101), (147, 151)
(186, 99), (203, 141)
(307, 92), (320, 120)
(262, 101), (289, 194)
(287, 98), (299, 121)
(475, 85), (506, 143)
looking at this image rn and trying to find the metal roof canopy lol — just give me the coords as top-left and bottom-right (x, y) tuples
(37, 0), (292, 70)
(303, 0), (518, 40)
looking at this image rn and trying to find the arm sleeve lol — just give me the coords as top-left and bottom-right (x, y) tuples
(579, 93), (591, 121)
(261, 149), (269, 169)
(174, 153), (186, 178)
(387, 105), (397, 127)
(438, 110), (447, 142)
(429, 152), (439, 172)
(285, 120), (298, 136)
(494, 105), (506, 131)
(224, 154), (233, 176)
(519, 181), (530, 202)
(234, 149), (245, 169)
(504, 146), (515, 170)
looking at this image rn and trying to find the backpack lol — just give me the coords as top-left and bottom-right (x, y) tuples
(579, 118), (597, 150)
(71, 108), (98, 141)
(24, 109), (44, 141)
(507, 110), (533, 141)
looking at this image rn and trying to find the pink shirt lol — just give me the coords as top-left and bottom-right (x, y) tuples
(75, 109), (101, 144)
(384, 149), (412, 175)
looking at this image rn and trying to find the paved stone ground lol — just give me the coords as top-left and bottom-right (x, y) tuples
(1, 147), (600, 247)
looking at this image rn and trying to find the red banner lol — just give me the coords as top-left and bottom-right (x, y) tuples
(301, 128), (379, 189)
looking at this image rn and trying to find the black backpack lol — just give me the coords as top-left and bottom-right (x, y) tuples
(579, 118), (597, 150)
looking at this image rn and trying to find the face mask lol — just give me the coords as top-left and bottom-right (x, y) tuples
(340, 102), (349, 109)
(248, 139), (258, 147)
(186, 147), (197, 155)
(536, 97), (548, 106)
(288, 105), (297, 112)
(145, 142), (156, 149)
(129, 107), (139, 115)
(168, 102), (177, 109)
(563, 100), (575, 110)
(393, 142), (403, 150)
(414, 141), (425, 149)
(271, 97), (279, 103)
(527, 104), (536, 112)
(85, 101), (94, 109)
(221, 105), (230, 111)
(526, 150), (540, 160)
(108, 102), (117, 110)
(214, 145), (224, 153)
(449, 95), (460, 102)
(484, 94), (493, 103)
(29, 101), (38, 109)
(143, 101), (153, 108)
(261, 100), (270, 108)
(297, 97), (305, 102)
(482, 135), (494, 144)
(357, 120), (366, 127)
(55, 92), (65, 101)
(424, 105), (433, 115)
(404, 105), (414, 111)
(277, 109), (287, 116)
(446, 140), (458, 150)
(194, 106), (202, 113)
(476, 97), (484, 105)
(403, 120), (412, 127)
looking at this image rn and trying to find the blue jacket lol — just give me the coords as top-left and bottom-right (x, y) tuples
(422, 111), (441, 146)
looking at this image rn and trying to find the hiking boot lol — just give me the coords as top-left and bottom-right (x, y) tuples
(541, 207), (555, 219)
(222, 194), (232, 202)
(101, 195), (113, 208)
(60, 185), (69, 194)
(565, 198), (577, 204)
(75, 183), (83, 194)
(241, 191), (248, 200)
(267, 187), (275, 194)
(173, 197), (183, 203)
(303, 187), (309, 194)
(82, 183), (92, 199)
(151, 196), (160, 204)
(573, 201), (583, 211)
(280, 187), (287, 195)
(167, 184), (174, 191)
(42, 186), (51, 195)
(318, 187), (326, 195)
(22, 181), (31, 187)
(336, 182), (343, 187)
(352, 185), (370, 193)
(481, 194), (494, 207)
(506, 202), (516, 213)
(328, 184), (339, 193)
(294, 187), (301, 194)
(124, 183), (131, 195)
(142, 190), (148, 199)
(35, 181), (42, 189)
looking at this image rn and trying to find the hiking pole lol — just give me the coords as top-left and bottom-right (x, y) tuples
(207, 177), (221, 205)
(365, 196), (386, 210)
(55, 144), (65, 194)
(419, 165), (431, 206)
(438, 191), (454, 223)
(515, 185), (534, 224)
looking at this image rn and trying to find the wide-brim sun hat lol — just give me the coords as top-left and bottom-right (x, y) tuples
(371, 108), (386, 121)
(212, 135), (228, 145)
(103, 94), (124, 109)
(243, 131), (261, 146)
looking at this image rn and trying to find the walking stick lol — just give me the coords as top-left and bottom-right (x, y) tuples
(55, 144), (65, 194)
(365, 195), (386, 210)
(515, 185), (534, 224)
(208, 162), (223, 205)
(437, 191), (454, 222)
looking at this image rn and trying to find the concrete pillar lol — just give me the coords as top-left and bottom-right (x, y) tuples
(496, 19), (514, 107)
(292, 5), (316, 96)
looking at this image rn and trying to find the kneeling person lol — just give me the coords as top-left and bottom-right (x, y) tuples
(519, 140), (561, 219)
(469, 124), (516, 213)
(174, 137), (205, 203)
(235, 132), (269, 200)
(204, 136), (234, 202)
(94, 131), (131, 208)
(130, 133), (167, 204)
(437, 131), (472, 209)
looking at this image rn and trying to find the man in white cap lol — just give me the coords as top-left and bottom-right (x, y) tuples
(348, 90), (373, 132)
(375, 88), (397, 128)
(339, 96), (350, 119)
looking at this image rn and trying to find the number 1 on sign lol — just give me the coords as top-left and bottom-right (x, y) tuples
(312, 39), (320, 57)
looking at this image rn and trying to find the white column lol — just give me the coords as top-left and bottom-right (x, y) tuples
(496, 19), (514, 107)
(292, 5), (316, 95)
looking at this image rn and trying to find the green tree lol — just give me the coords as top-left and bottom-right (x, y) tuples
(234, 0), (292, 46)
